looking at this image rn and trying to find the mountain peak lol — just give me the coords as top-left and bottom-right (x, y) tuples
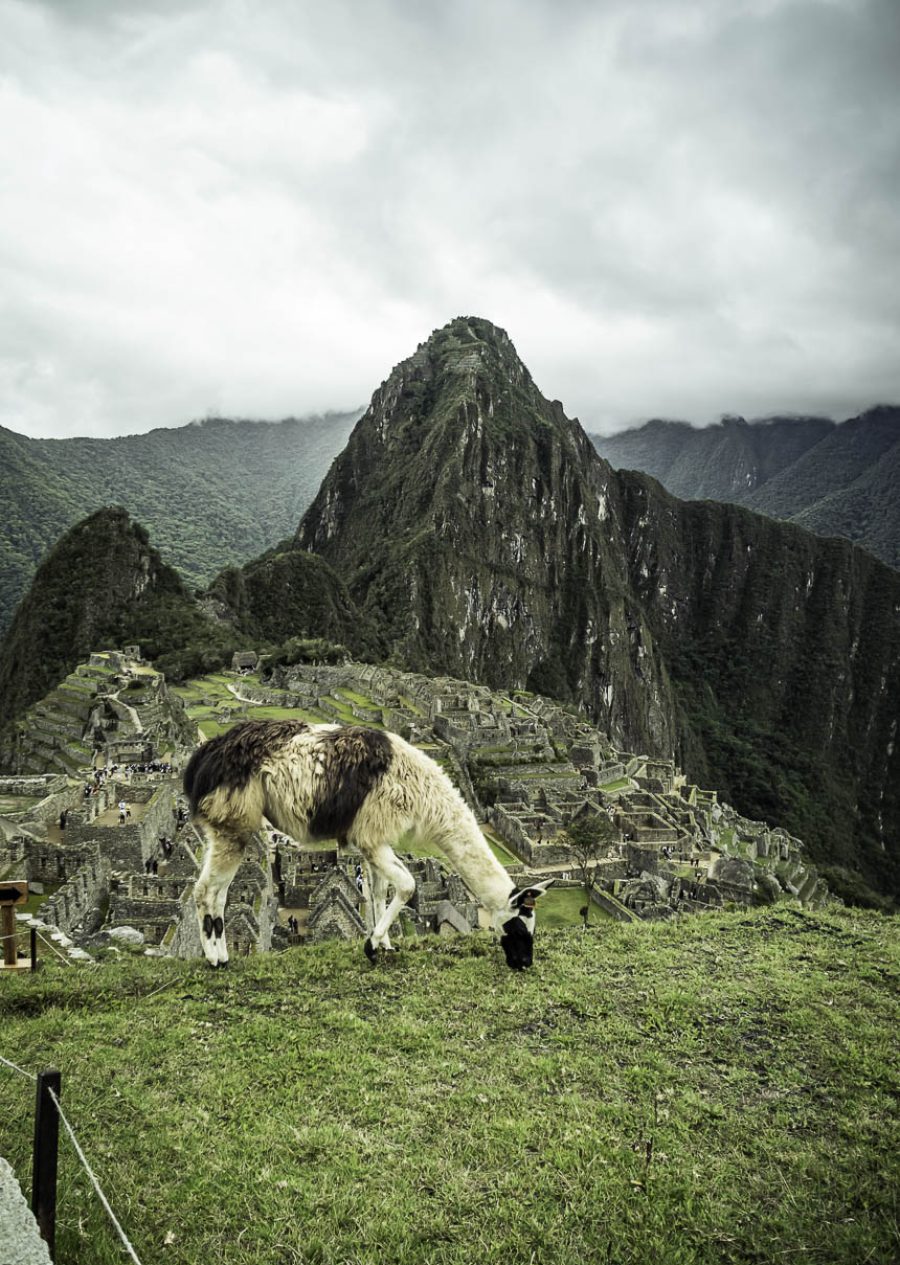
(375, 315), (536, 419)
(296, 314), (592, 563)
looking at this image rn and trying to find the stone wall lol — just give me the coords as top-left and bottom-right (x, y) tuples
(106, 872), (187, 943)
(24, 838), (98, 884)
(0, 775), (66, 796)
(36, 851), (108, 935)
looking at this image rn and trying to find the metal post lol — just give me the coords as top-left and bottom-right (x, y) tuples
(32, 1068), (61, 1258)
(30, 926), (38, 972)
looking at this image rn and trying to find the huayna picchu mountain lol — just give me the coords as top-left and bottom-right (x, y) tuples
(293, 317), (900, 898)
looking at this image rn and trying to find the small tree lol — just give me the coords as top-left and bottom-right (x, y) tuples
(559, 809), (616, 927)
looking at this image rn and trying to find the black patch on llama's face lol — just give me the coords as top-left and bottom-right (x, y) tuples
(500, 915), (534, 970)
(183, 719), (310, 815)
(308, 727), (394, 840)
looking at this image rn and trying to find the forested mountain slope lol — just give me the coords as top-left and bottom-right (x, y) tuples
(0, 410), (359, 637)
(590, 408), (900, 569)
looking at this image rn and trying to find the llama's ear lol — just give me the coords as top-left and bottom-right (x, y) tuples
(509, 879), (554, 909)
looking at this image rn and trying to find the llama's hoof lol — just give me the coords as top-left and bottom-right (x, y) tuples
(215, 959), (230, 969)
(364, 937), (377, 962)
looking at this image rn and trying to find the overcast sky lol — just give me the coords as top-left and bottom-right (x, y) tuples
(1, 0), (898, 438)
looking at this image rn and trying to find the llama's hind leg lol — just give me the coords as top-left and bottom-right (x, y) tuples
(193, 819), (250, 967)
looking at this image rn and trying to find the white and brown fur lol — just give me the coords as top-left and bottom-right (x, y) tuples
(183, 720), (550, 969)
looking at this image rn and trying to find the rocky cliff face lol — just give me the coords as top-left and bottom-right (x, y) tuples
(296, 318), (900, 894)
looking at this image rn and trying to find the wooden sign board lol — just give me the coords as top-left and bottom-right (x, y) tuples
(0, 880), (29, 906)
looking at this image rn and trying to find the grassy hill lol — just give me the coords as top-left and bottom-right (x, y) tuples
(1, 906), (897, 1264)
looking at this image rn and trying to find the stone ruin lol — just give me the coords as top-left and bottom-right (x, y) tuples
(0, 649), (832, 968)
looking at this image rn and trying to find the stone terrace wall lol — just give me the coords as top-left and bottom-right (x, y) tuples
(36, 851), (109, 935)
(0, 775), (66, 796)
(25, 839), (99, 885)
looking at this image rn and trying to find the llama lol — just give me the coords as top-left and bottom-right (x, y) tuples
(183, 719), (551, 969)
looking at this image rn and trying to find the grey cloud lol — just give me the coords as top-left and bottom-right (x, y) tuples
(0, 0), (898, 437)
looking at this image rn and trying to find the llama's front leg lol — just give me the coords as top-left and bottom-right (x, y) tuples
(359, 859), (379, 936)
(193, 820), (249, 967)
(364, 846), (415, 961)
(365, 862), (391, 954)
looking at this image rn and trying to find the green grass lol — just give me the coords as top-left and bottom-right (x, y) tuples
(0, 907), (897, 1265)
(335, 688), (379, 709)
(172, 672), (329, 737)
(539, 885), (615, 928)
(0, 794), (42, 814)
(478, 827), (519, 866)
(249, 705), (326, 724)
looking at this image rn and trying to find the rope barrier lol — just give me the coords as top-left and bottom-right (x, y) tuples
(48, 1088), (144, 1265)
(34, 930), (75, 967)
(0, 1052), (37, 1081)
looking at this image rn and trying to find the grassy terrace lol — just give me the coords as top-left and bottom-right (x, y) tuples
(0, 906), (896, 1265)
(172, 674), (391, 738)
(0, 794), (42, 815)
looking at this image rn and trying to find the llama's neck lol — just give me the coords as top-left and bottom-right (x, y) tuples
(424, 797), (514, 917)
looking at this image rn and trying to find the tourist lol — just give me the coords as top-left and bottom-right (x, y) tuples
(118, 799), (127, 824)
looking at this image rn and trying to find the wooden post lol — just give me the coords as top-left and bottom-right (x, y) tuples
(32, 1068), (61, 1258)
(1, 903), (15, 967)
(0, 880), (30, 970)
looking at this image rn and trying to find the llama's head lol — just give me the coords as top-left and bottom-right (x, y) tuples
(498, 879), (553, 970)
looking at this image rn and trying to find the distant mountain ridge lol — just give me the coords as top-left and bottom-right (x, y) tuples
(590, 407), (900, 569)
(0, 410), (361, 637)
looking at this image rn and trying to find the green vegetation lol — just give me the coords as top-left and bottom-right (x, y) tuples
(0, 412), (360, 637)
(0, 907), (897, 1264)
(0, 794), (41, 814)
(556, 811), (617, 926)
(208, 550), (380, 663)
(589, 407), (900, 572)
(539, 885), (614, 928)
(171, 672), (354, 738)
(600, 777), (632, 794)
(0, 507), (240, 727)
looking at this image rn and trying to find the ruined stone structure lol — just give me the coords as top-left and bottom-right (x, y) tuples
(0, 650), (832, 968)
